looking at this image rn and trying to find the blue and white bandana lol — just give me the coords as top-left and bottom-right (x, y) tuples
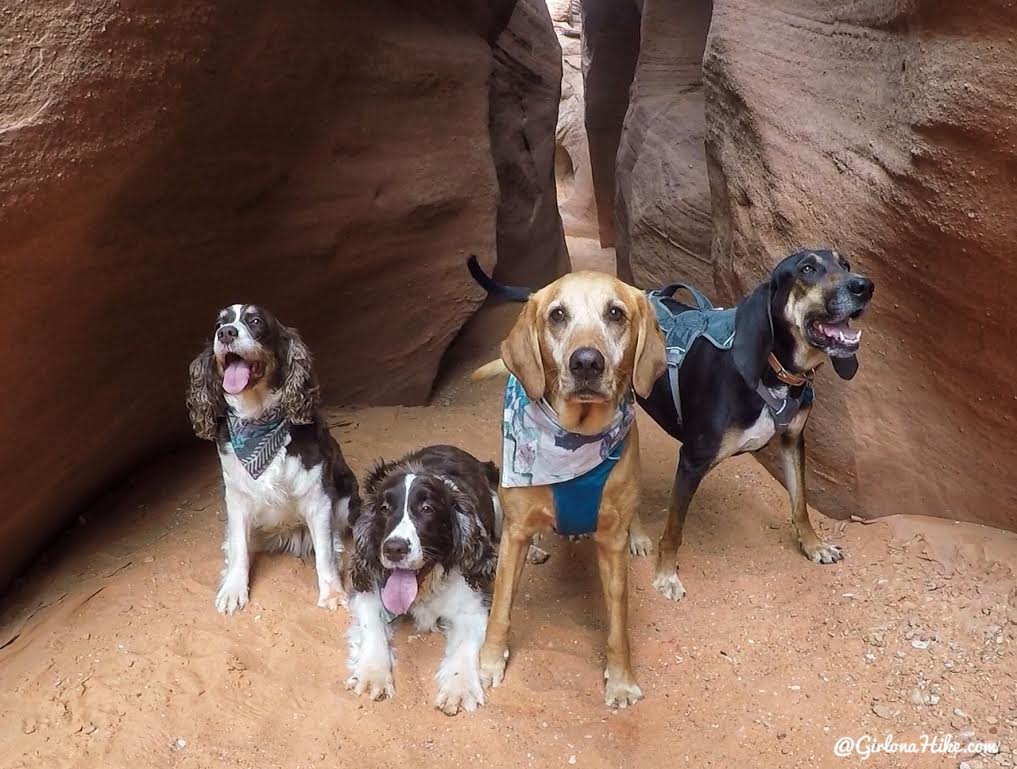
(226, 408), (290, 479)
(501, 374), (634, 488)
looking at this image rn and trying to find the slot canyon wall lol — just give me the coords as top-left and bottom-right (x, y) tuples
(584, 0), (1017, 530)
(0, 0), (566, 589)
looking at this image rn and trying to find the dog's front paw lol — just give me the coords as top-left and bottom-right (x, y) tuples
(478, 645), (509, 690)
(215, 576), (249, 614)
(345, 664), (394, 701)
(652, 571), (687, 602)
(318, 581), (347, 611)
(604, 669), (642, 709)
(435, 672), (485, 716)
(800, 539), (844, 565)
(628, 529), (653, 557)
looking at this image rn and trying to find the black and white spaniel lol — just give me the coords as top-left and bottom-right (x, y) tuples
(346, 445), (500, 715)
(186, 303), (359, 614)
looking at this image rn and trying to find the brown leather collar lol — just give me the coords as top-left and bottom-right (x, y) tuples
(767, 353), (815, 387)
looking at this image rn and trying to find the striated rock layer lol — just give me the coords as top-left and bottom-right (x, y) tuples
(0, 0), (564, 588)
(589, 0), (1017, 530)
(616, 0), (714, 294)
(553, 13), (599, 241)
(489, 0), (570, 286)
(580, 0), (640, 272)
(704, 1), (1017, 530)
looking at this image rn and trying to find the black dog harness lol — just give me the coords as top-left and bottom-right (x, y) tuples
(646, 284), (813, 431)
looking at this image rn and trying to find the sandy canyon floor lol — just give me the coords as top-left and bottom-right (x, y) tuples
(2, 292), (1015, 769)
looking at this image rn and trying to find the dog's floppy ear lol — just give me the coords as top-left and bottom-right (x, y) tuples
(732, 281), (773, 390)
(347, 458), (396, 584)
(349, 497), (384, 594)
(501, 299), (545, 400)
(444, 483), (496, 590)
(831, 354), (859, 380)
(186, 344), (225, 440)
(280, 327), (320, 424)
(631, 288), (667, 398)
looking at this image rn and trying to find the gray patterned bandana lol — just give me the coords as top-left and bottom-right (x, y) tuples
(226, 407), (289, 479)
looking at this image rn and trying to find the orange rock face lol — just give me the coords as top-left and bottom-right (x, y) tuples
(595, 0), (1017, 530)
(0, 0), (564, 588)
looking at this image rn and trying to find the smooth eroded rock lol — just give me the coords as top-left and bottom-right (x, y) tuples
(605, 0), (1017, 530)
(0, 0), (563, 587)
(580, 0), (640, 266)
(616, 0), (713, 293)
(704, 1), (1017, 530)
(489, 0), (570, 285)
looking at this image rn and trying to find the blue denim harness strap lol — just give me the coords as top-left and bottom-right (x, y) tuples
(647, 285), (736, 425)
(645, 284), (813, 432)
(550, 439), (626, 536)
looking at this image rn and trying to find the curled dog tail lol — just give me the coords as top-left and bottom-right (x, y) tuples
(467, 255), (532, 303)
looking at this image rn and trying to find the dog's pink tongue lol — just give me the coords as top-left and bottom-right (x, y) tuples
(222, 360), (251, 394)
(382, 569), (418, 615)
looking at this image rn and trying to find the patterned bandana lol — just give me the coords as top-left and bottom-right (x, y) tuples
(501, 374), (634, 488)
(226, 408), (290, 479)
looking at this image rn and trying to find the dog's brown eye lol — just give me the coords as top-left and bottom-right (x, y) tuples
(801, 264), (814, 274)
(549, 307), (567, 324)
(420, 503), (433, 514)
(606, 306), (625, 322)
(380, 503), (391, 514)
(249, 317), (262, 326)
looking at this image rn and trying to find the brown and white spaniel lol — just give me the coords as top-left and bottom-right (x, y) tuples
(345, 445), (500, 716)
(186, 303), (359, 614)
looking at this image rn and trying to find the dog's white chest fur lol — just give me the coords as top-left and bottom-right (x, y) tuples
(726, 386), (810, 456)
(215, 436), (348, 613)
(737, 409), (777, 453)
(409, 568), (486, 633)
(219, 436), (320, 530)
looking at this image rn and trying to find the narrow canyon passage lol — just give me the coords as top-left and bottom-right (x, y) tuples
(2, 1), (1016, 767)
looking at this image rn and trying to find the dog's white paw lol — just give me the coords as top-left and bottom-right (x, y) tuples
(802, 540), (844, 564)
(652, 571), (687, 602)
(435, 672), (485, 716)
(345, 663), (394, 701)
(215, 576), (249, 614)
(604, 670), (643, 709)
(628, 530), (653, 557)
(317, 581), (347, 611)
(479, 647), (509, 690)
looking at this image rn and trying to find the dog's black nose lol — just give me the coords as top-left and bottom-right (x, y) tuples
(569, 347), (605, 377)
(383, 538), (410, 563)
(217, 325), (239, 344)
(848, 276), (874, 299)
